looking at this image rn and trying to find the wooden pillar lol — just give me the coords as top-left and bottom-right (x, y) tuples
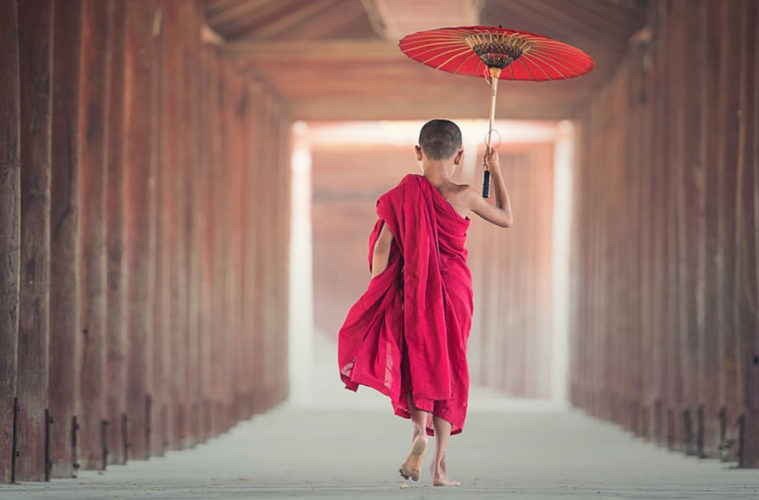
(197, 43), (215, 440)
(676, 0), (704, 456)
(182, 2), (201, 445)
(161, 0), (188, 449)
(105, 0), (128, 466)
(78, 0), (111, 469)
(737, 0), (759, 468)
(153, 0), (174, 456)
(665, 0), (685, 452)
(208, 52), (224, 434)
(0, 0), (21, 484)
(16, 0), (53, 482)
(699, 0), (723, 458)
(124, 0), (156, 461)
(48, 0), (83, 479)
(716, 0), (742, 459)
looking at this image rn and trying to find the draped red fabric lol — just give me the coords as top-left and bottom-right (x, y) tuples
(338, 173), (473, 435)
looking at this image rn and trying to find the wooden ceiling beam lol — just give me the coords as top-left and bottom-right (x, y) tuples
(288, 1), (375, 40)
(205, 0), (269, 28)
(223, 39), (401, 61)
(215, 0), (302, 38)
(251, 0), (344, 38)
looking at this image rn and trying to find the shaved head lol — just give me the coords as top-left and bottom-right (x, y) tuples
(418, 119), (462, 160)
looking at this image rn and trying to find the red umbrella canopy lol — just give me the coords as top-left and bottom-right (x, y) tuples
(399, 26), (594, 81)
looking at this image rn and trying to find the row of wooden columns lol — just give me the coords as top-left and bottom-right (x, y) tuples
(0, 0), (291, 483)
(467, 145), (555, 398)
(569, 0), (759, 466)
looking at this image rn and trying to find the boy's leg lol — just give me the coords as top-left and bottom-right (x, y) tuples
(399, 393), (428, 481)
(431, 415), (461, 486)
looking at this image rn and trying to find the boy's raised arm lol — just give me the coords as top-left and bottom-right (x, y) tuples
(467, 150), (513, 228)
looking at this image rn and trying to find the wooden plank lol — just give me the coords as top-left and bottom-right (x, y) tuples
(105, 0), (128, 466)
(736, 0), (759, 468)
(716, 0), (742, 460)
(196, 43), (215, 440)
(153, 0), (174, 456)
(77, 0), (111, 469)
(0, 0), (21, 484)
(184, 1), (202, 446)
(678, 0), (705, 456)
(666, 0), (685, 452)
(124, 0), (157, 461)
(699, 0), (723, 459)
(48, 0), (83, 478)
(16, 0), (53, 482)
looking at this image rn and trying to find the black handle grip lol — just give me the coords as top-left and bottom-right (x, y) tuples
(482, 170), (491, 198)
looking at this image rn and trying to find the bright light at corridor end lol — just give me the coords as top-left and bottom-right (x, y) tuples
(288, 119), (574, 405)
(288, 121), (315, 405)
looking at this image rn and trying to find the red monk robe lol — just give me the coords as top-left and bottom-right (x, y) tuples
(338, 173), (473, 436)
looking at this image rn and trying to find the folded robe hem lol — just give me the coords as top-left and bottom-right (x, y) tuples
(340, 374), (462, 437)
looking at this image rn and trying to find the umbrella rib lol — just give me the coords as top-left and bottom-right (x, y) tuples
(451, 51), (480, 74)
(402, 34), (468, 45)
(516, 57), (536, 81)
(522, 52), (570, 79)
(431, 48), (476, 70)
(402, 40), (466, 52)
(522, 55), (555, 80)
(529, 47), (588, 75)
(417, 45), (472, 65)
(474, 59), (484, 77)
(407, 45), (470, 65)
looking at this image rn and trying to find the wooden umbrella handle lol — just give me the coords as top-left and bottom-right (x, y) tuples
(482, 67), (501, 198)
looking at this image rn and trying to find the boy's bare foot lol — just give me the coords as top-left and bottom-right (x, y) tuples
(432, 475), (462, 487)
(431, 458), (461, 487)
(398, 435), (427, 481)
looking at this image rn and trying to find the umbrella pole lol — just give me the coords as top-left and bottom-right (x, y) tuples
(483, 67), (501, 198)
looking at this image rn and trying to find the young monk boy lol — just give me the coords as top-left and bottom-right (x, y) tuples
(338, 119), (513, 486)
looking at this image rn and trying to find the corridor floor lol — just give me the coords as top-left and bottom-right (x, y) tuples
(3, 396), (759, 499)
(4, 334), (759, 499)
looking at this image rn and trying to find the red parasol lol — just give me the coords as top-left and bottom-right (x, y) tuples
(399, 26), (594, 197)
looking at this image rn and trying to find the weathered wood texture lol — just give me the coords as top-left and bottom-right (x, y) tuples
(569, 0), (759, 467)
(0, 0), (21, 485)
(2, 0), (291, 482)
(105, 0), (127, 466)
(48, 0), (83, 478)
(16, 0), (54, 482)
(78, 0), (111, 469)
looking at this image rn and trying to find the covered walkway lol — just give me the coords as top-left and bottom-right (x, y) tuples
(2, 0), (759, 495)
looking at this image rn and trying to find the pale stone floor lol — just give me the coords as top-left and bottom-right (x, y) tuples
(3, 338), (759, 499)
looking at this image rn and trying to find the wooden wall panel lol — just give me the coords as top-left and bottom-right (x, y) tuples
(124, 0), (157, 461)
(78, 0), (111, 469)
(0, 0), (21, 485)
(105, 0), (128, 466)
(2, 0), (291, 484)
(16, 0), (53, 482)
(48, 0), (83, 478)
(570, 0), (759, 467)
(736, 0), (759, 468)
